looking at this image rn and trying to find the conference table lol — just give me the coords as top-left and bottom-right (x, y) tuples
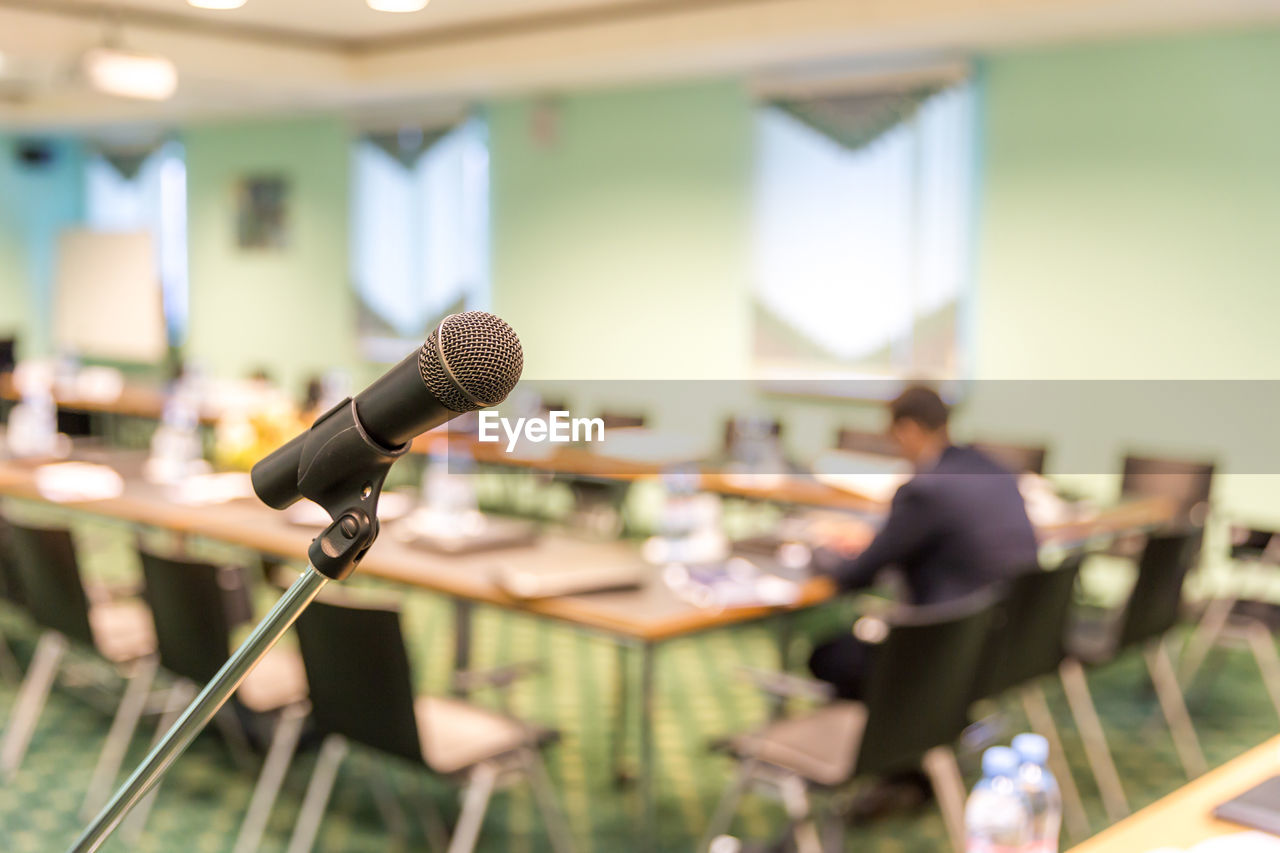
(1070, 735), (1280, 852)
(0, 445), (1176, 847)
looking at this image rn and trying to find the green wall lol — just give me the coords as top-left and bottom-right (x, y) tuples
(976, 31), (1280, 381)
(0, 137), (85, 358)
(183, 117), (354, 391)
(488, 81), (754, 381)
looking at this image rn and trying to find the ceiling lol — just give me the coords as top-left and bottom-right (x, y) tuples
(101, 0), (653, 41)
(1, 0), (1279, 127)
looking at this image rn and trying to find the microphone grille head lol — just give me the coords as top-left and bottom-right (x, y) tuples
(418, 311), (524, 413)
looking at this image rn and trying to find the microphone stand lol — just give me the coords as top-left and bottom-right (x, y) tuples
(70, 399), (406, 853)
(70, 565), (330, 852)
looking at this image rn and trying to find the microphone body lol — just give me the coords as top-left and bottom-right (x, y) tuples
(251, 311), (524, 511)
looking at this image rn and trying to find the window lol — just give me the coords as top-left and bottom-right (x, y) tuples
(85, 140), (189, 346)
(752, 83), (975, 380)
(351, 119), (490, 361)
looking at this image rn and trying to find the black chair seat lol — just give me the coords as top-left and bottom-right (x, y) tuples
(728, 701), (866, 787)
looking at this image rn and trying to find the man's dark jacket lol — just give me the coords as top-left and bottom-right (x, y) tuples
(823, 444), (1039, 604)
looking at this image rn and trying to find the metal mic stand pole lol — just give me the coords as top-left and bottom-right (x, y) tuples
(70, 398), (405, 853)
(70, 565), (330, 853)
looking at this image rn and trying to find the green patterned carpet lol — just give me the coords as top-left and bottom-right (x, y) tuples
(1, 511), (1279, 852)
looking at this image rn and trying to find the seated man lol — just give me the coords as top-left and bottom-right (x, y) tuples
(809, 385), (1038, 700)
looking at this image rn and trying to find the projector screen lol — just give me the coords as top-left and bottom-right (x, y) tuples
(54, 229), (167, 362)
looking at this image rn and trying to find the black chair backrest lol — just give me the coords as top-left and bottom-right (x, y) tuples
(138, 550), (234, 685)
(971, 555), (1083, 702)
(835, 428), (901, 458)
(0, 515), (27, 607)
(1121, 455), (1214, 531)
(599, 412), (646, 430)
(294, 593), (423, 764)
(854, 588), (997, 776)
(971, 441), (1047, 475)
(1117, 531), (1197, 650)
(1229, 525), (1280, 563)
(723, 417), (783, 454)
(5, 521), (93, 646)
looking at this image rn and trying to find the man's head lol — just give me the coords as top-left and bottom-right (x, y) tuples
(888, 385), (950, 465)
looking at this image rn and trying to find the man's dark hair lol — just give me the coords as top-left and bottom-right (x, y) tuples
(889, 385), (949, 431)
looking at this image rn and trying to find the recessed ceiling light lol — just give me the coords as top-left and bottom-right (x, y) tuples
(188, 0), (248, 8)
(367, 0), (429, 11)
(83, 48), (178, 101)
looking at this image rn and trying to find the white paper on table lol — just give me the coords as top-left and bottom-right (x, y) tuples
(811, 450), (910, 503)
(168, 472), (254, 506)
(34, 462), (124, 503)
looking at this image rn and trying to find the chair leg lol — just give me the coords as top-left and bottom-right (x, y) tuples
(286, 734), (348, 853)
(411, 771), (452, 851)
(1178, 597), (1235, 691)
(366, 755), (410, 839)
(699, 759), (758, 852)
(1244, 621), (1280, 724)
(1, 631), (67, 779)
(922, 746), (967, 853)
(1020, 683), (1090, 840)
(448, 761), (499, 853)
(778, 774), (822, 853)
(121, 681), (197, 843)
(1059, 659), (1129, 822)
(0, 630), (21, 684)
(523, 748), (576, 853)
(1144, 639), (1207, 778)
(81, 656), (158, 819)
(213, 703), (257, 775)
(233, 702), (307, 853)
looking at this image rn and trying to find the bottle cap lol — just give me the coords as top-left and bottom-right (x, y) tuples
(982, 746), (1021, 779)
(1013, 733), (1050, 766)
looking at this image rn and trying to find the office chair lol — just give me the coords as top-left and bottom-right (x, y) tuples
(700, 588), (999, 853)
(1061, 532), (1206, 823)
(287, 589), (573, 853)
(0, 520), (155, 781)
(0, 516), (27, 683)
(970, 441), (1047, 475)
(969, 556), (1090, 840)
(1120, 455), (1215, 532)
(105, 549), (309, 853)
(597, 412), (646, 430)
(1178, 525), (1280, 723)
(834, 427), (901, 458)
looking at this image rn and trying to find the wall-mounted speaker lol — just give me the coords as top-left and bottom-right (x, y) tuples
(14, 139), (56, 168)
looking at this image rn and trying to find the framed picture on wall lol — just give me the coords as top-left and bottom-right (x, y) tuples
(236, 175), (290, 249)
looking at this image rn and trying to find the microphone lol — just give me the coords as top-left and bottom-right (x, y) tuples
(251, 311), (524, 511)
(71, 311), (524, 853)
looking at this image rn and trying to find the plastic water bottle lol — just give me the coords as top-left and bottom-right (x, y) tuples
(1013, 733), (1062, 853)
(966, 746), (1032, 852)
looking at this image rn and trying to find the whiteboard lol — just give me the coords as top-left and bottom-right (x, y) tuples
(54, 230), (167, 362)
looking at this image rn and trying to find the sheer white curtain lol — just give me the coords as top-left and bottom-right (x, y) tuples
(753, 84), (975, 377)
(351, 119), (490, 352)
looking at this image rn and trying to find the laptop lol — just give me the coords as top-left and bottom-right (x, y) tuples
(1214, 775), (1280, 835)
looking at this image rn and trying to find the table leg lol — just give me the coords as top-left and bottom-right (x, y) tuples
(452, 600), (474, 696)
(772, 613), (797, 718)
(612, 642), (631, 785)
(639, 642), (656, 850)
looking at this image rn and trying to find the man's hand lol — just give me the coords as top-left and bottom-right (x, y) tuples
(809, 516), (876, 557)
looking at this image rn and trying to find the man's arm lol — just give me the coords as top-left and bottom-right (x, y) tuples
(817, 482), (937, 592)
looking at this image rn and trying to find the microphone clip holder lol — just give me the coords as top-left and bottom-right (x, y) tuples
(252, 397), (410, 580)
